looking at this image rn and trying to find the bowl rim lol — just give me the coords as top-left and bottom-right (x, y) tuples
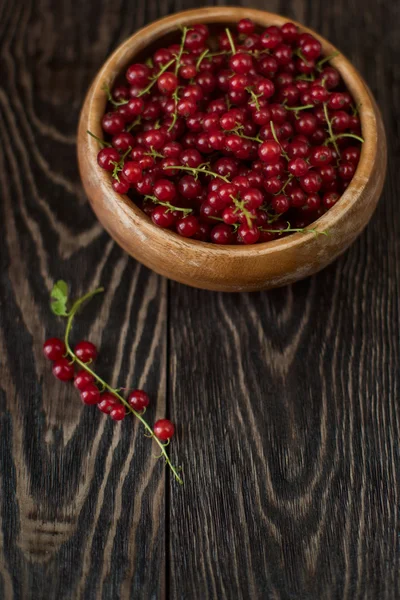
(81, 6), (377, 258)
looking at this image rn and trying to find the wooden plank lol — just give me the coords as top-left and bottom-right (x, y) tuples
(168, 0), (400, 598)
(0, 0), (167, 597)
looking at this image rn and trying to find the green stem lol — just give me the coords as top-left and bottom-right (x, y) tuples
(64, 288), (183, 485)
(269, 121), (289, 160)
(231, 196), (254, 228)
(285, 104), (314, 111)
(138, 59), (176, 97)
(87, 130), (111, 148)
(336, 132), (364, 143)
(174, 27), (188, 75)
(225, 27), (236, 54)
(316, 51), (340, 71)
(246, 88), (262, 111)
(102, 83), (129, 106)
(126, 117), (142, 132)
(322, 103), (340, 155)
(163, 164), (230, 183)
(110, 146), (132, 181)
(260, 224), (328, 235)
(196, 49), (210, 70)
(277, 175), (293, 195)
(145, 195), (192, 215)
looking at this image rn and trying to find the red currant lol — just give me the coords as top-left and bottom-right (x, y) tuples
(74, 340), (98, 363)
(52, 358), (74, 381)
(43, 337), (66, 361)
(74, 370), (94, 391)
(153, 419), (175, 440)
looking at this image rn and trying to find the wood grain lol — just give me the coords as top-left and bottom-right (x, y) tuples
(0, 0), (399, 599)
(0, 0), (167, 598)
(168, 0), (400, 599)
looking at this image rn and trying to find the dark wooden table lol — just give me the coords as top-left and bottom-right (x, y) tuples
(0, 0), (399, 598)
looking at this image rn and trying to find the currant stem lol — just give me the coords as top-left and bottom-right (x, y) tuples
(231, 196), (253, 228)
(174, 27), (188, 76)
(269, 121), (289, 160)
(145, 195), (193, 215)
(277, 175), (293, 194)
(335, 132), (364, 143)
(259, 224), (328, 235)
(163, 164), (230, 183)
(246, 88), (262, 111)
(102, 83), (129, 106)
(285, 104), (314, 111)
(87, 130), (111, 148)
(64, 287), (183, 485)
(110, 146), (132, 180)
(138, 59), (176, 97)
(322, 102), (340, 155)
(126, 117), (142, 132)
(225, 27), (236, 54)
(316, 51), (340, 71)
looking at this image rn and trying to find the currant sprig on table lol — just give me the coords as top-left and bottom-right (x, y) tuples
(43, 280), (183, 485)
(91, 18), (365, 245)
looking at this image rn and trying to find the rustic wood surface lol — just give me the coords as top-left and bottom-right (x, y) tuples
(0, 0), (398, 598)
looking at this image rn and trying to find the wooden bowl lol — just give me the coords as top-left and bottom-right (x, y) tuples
(78, 7), (387, 292)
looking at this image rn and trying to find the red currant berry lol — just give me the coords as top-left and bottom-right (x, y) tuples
(110, 405), (126, 421)
(176, 215), (199, 238)
(281, 22), (298, 43)
(43, 337), (66, 361)
(101, 112), (125, 135)
(153, 419), (175, 440)
(143, 129), (166, 150)
(301, 36), (322, 60)
(331, 111), (351, 132)
(342, 146), (361, 164)
(154, 179), (176, 202)
(238, 224), (260, 244)
(295, 113), (317, 135)
(112, 132), (135, 152)
(178, 175), (202, 199)
(126, 63), (150, 86)
(52, 358), (74, 381)
(157, 72), (178, 95)
(338, 161), (356, 180)
(98, 392), (119, 414)
(323, 192), (340, 209)
(288, 158), (309, 177)
(272, 194), (290, 213)
(310, 146), (333, 166)
(230, 52), (253, 74)
(121, 161), (142, 184)
(306, 194), (321, 211)
(81, 383), (100, 405)
(210, 224), (235, 244)
(237, 18), (255, 35)
(258, 140), (281, 163)
(177, 99), (197, 118)
(112, 178), (130, 194)
(74, 370), (94, 391)
(263, 177), (282, 194)
(97, 148), (120, 171)
(299, 171), (323, 193)
(128, 389), (150, 411)
(74, 341), (98, 363)
(151, 206), (175, 228)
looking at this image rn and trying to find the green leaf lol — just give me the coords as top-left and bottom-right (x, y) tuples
(50, 280), (69, 316)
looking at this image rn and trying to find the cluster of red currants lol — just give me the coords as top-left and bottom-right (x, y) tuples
(43, 337), (174, 441)
(94, 19), (363, 245)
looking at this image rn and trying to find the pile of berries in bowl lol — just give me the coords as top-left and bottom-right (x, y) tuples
(78, 8), (386, 291)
